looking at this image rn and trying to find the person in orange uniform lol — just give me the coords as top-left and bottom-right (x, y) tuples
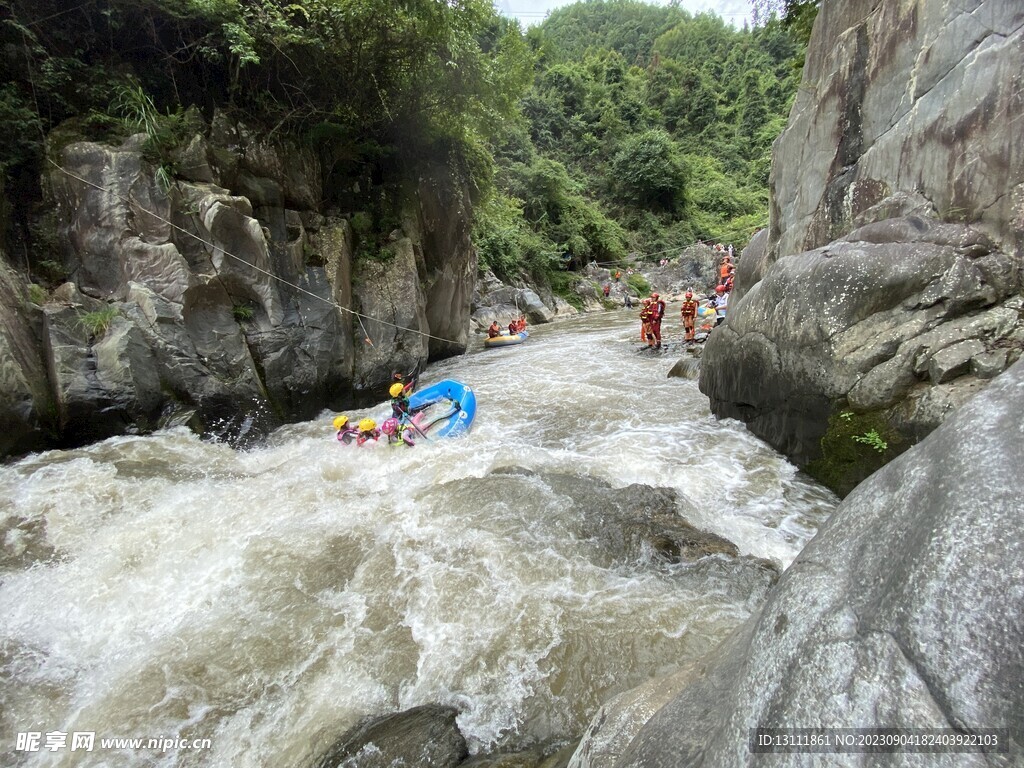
(680, 290), (699, 342)
(719, 255), (732, 286)
(487, 320), (501, 338)
(639, 298), (654, 347)
(649, 292), (666, 349)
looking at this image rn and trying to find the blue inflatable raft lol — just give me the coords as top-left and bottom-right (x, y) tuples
(407, 379), (476, 438)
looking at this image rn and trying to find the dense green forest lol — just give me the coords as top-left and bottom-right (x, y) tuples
(1, 0), (813, 290)
(477, 1), (810, 282)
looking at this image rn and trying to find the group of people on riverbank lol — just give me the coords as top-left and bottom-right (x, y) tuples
(640, 249), (735, 346)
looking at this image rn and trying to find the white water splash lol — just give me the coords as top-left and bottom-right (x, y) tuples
(0, 310), (835, 766)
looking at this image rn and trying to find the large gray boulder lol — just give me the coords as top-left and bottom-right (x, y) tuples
(351, 237), (430, 393)
(50, 136), (175, 301)
(768, 0), (1024, 265)
(700, 216), (1022, 469)
(41, 285), (162, 444)
(575, 359), (1024, 768)
(701, 0), (1024, 486)
(0, 259), (52, 455)
(409, 165), (476, 359)
(729, 229), (767, 304)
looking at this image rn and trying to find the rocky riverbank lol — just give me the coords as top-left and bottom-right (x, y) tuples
(698, 0), (1024, 495)
(1, 123), (718, 463)
(0, 109), (485, 457)
(573, 358), (1024, 768)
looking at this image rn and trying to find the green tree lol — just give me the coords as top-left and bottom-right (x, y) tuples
(610, 129), (686, 211)
(738, 71), (769, 149)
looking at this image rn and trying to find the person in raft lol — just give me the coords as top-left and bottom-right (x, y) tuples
(391, 368), (417, 395)
(381, 417), (415, 447)
(648, 292), (666, 349)
(356, 418), (380, 445)
(487, 320), (502, 338)
(389, 381), (413, 419)
(680, 290), (699, 342)
(333, 415), (359, 443)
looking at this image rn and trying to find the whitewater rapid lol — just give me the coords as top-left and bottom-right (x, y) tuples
(1, 309), (836, 766)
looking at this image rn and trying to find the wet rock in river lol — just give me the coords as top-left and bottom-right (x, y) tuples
(313, 704), (467, 768)
(462, 739), (578, 768)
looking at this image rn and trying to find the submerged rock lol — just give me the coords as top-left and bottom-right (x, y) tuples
(668, 350), (701, 380)
(496, 470), (751, 566)
(313, 705), (467, 768)
(463, 739), (578, 768)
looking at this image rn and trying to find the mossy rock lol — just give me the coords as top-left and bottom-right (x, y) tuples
(546, 271), (585, 310)
(805, 408), (909, 497)
(626, 272), (651, 296)
(46, 115), (129, 156)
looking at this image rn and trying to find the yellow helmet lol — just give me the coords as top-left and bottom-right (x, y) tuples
(358, 418), (376, 432)
(332, 415), (349, 430)
(389, 382), (405, 398)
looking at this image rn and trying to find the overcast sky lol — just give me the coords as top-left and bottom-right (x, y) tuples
(494, 0), (755, 29)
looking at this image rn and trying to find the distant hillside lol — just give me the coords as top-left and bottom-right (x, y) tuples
(475, 0), (811, 294)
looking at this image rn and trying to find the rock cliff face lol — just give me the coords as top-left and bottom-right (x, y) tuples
(572, 359), (1024, 768)
(0, 113), (478, 456)
(699, 0), (1024, 490)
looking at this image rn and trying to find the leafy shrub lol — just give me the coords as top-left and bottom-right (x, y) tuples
(808, 410), (904, 496)
(852, 430), (888, 453)
(0, 85), (44, 177)
(349, 212), (373, 235)
(77, 307), (120, 338)
(473, 192), (544, 280)
(27, 284), (48, 306)
(626, 273), (651, 297)
(546, 270), (585, 310)
(110, 83), (184, 190)
(232, 304), (254, 321)
(35, 260), (67, 284)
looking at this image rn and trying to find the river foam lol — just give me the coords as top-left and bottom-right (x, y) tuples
(1, 309), (835, 766)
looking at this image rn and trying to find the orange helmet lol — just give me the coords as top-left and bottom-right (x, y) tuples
(651, 293), (659, 299)
(715, 285), (726, 293)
